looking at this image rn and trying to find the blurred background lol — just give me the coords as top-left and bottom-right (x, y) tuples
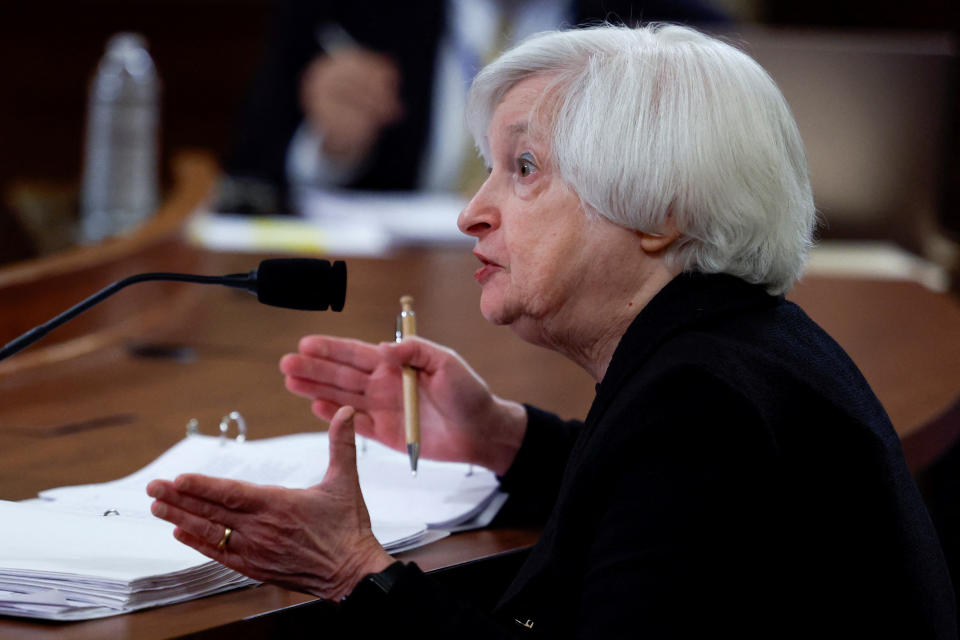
(0, 0), (957, 287)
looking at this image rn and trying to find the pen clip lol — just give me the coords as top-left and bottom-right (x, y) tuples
(395, 314), (404, 342)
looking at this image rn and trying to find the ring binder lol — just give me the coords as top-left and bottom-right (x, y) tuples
(219, 411), (247, 445)
(184, 413), (247, 443)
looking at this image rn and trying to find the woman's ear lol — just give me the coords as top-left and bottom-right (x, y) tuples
(638, 219), (681, 254)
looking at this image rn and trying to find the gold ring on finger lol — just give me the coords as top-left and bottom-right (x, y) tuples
(217, 526), (233, 551)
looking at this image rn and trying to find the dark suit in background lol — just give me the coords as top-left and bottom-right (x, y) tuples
(341, 273), (956, 637)
(223, 0), (728, 195)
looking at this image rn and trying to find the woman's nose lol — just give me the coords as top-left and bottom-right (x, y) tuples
(457, 176), (499, 238)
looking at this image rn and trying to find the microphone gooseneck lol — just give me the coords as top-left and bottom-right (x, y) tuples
(0, 259), (346, 362)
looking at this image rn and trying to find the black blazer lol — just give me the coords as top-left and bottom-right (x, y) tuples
(342, 273), (956, 638)
(223, 0), (728, 193)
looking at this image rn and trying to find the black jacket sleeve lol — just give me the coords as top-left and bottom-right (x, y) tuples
(493, 406), (584, 526)
(341, 370), (784, 638)
(572, 369), (780, 637)
(340, 562), (522, 639)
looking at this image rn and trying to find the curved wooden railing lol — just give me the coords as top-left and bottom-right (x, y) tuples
(0, 151), (218, 375)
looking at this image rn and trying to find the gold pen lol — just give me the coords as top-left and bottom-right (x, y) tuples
(397, 295), (420, 475)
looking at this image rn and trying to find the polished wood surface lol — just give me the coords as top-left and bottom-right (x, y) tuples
(2, 203), (960, 637)
(788, 276), (960, 441)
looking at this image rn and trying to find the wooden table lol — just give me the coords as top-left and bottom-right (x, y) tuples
(0, 243), (576, 638)
(2, 162), (959, 635)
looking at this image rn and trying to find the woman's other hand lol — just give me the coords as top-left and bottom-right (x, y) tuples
(146, 406), (393, 600)
(280, 335), (527, 475)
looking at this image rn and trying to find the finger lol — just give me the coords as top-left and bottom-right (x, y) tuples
(279, 353), (370, 393)
(146, 478), (175, 498)
(172, 526), (219, 558)
(312, 398), (370, 426)
(297, 336), (381, 373)
(171, 526), (235, 568)
(323, 406), (359, 485)
(284, 376), (369, 409)
(148, 481), (242, 527)
(378, 335), (450, 372)
(284, 374), (331, 399)
(310, 398), (340, 421)
(311, 400), (380, 439)
(172, 527), (278, 585)
(172, 474), (267, 513)
(152, 499), (234, 550)
(170, 526), (288, 586)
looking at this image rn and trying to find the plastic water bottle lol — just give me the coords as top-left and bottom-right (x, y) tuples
(80, 33), (160, 243)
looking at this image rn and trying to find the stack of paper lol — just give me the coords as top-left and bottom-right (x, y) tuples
(0, 500), (425, 621)
(36, 432), (504, 532)
(2, 432), (504, 620)
(0, 500), (257, 620)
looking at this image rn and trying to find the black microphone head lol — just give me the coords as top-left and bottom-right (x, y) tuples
(255, 259), (346, 311)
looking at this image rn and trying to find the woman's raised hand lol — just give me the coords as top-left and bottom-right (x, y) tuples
(280, 335), (526, 475)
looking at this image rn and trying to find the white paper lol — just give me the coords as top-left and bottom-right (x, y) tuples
(0, 500), (260, 620)
(191, 188), (471, 257)
(295, 188), (471, 246)
(4, 431), (506, 621)
(38, 433), (504, 531)
(0, 501), (209, 580)
(187, 212), (392, 256)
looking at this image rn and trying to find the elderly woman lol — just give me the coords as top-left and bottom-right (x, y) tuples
(147, 24), (955, 637)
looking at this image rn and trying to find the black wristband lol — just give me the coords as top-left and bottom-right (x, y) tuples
(362, 560), (406, 595)
(344, 560), (406, 609)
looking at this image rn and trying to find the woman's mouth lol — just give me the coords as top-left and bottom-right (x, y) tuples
(473, 252), (502, 284)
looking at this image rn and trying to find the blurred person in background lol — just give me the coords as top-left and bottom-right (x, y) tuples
(216, 0), (727, 213)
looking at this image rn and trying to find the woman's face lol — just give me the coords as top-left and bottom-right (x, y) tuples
(458, 75), (637, 345)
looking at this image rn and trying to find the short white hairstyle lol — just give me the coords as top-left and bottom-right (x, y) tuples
(466, 24), (816, 295)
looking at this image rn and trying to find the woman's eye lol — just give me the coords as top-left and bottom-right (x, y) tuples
(517, 153), (537, 178)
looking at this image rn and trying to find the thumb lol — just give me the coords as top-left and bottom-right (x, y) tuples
(378, 335), (445, 372)
(323, 405), (359, 486)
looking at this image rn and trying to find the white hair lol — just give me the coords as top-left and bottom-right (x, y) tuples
(466, 24), (816, 295)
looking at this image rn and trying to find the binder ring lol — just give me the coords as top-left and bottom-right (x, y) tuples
(219, 411), (247, 445)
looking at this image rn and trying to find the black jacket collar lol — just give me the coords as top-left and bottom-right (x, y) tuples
(587, 273), (782, 427)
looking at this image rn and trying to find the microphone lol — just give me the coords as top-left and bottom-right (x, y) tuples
(0, 258), (346, 362)
(254, 258), (346, 311)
